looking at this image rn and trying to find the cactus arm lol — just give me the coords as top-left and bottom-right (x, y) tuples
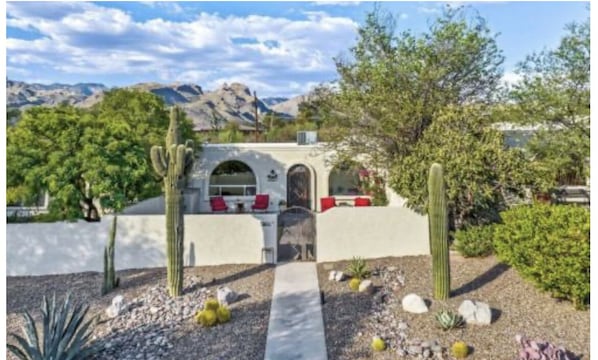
(175, 144), (186, 176)
(150, 146), (167, 177)
(428, 163), (450, 300)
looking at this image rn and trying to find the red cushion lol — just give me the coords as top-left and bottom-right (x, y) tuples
(320, 197), (336, 212)
(354, 197), (371, 207)
(210, 197), (228, 211)
(252, 194), (269, 210)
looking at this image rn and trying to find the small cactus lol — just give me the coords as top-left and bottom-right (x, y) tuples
(196, 309), (218, 327)
(204, 298), (220, 311)
(451, 341), (469, 358)
(349, 278), (361, 291)
(216, 306), (231, 323)
(428, 163), (450, 300)
(435, 309), (465, 330)
(371, 336), (386, 351)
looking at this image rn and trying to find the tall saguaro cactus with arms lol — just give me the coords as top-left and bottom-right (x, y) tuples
(150, 107), (195, 297)
(428, 163), (450, 300)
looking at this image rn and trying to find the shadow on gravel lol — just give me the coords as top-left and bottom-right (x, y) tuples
(451, 262), (510, 297)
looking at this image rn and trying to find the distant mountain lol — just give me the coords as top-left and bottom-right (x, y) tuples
(7, 79), (108, 108)
(271, 94), (308, 118)
(7, 79), (300, 130)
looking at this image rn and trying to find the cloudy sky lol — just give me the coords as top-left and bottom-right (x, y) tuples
(5, 1), (589, 97)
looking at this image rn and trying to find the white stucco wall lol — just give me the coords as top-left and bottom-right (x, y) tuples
(7, 214), (277, 276)
(316, 207), (430, 262)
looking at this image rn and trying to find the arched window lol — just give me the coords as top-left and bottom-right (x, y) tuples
(328, 161), (366, 196)
(209, 160), (257, 196)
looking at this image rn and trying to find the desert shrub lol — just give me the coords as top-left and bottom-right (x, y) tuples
(493, 204), (589, 309)
(345, 257), (370, 280)
(453, 225), (495, 257)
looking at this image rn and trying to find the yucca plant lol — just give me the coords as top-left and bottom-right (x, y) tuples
(435, 309), (465, 330)
(345, 257), (370, 280)
(7, 293), (99, 360)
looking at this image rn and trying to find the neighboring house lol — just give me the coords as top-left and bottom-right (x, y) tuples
(6, 192), (50, 218)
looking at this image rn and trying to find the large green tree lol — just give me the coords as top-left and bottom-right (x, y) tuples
(7, 89), (196, 220)
(510, 17), (590, 187)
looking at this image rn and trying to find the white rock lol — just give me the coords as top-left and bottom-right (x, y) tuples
(334, 271), (346, 282)
(105, 295), (127, 318)
(359, 279), (374, 294)
(328, 270), (337, 281)
(402, 293), (428, 314)
(217, 286), (238, 305)
(458, 300), (492, 325)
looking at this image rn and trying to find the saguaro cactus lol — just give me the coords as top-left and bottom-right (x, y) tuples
(150, 107), (195, 297)
(102, 215), (120, 295)
(428, 163), (450, 300)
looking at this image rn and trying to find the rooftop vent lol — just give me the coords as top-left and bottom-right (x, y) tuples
(297, 131), (317, 145)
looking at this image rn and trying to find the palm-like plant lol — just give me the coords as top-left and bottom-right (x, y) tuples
(7, 293), (99, 360)
(345, 257), (370, 280)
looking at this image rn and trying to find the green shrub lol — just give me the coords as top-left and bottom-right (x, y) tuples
(453, 225), (495, 257)
(493, 204), (589, 309)
(345, 257), (370, 280)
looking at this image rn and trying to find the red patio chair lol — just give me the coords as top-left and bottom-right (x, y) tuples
(320, 197), (336, 212)
(252, 194), (270, 212)
(210, 196), (228, 212)
(354, 197), (372, 207)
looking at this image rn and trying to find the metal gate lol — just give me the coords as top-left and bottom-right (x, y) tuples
(277, 207), (316, 261)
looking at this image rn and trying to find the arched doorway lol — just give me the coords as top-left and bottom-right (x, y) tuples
(287, 164), (311, 209)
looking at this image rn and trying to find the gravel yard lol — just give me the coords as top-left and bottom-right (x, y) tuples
(317, 254), (590, 360)
(7, 264), (275, 360)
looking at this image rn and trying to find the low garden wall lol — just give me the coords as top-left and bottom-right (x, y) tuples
(316, 207), (429, 262)
(7, 214), (277, 276)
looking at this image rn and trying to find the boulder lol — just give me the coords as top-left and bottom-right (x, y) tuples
(402, 293), (428, 314)
(328, 270), (337, 281)
(458, 300), (492, 325)
(334, 271), (346, 282)
(217, 286), (238, 305)
(358, 279), (374, 294)
(105, 295), (127, 318)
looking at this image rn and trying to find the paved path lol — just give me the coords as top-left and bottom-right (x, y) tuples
(264, 262), (328, 360)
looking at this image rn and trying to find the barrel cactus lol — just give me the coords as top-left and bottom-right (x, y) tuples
(371, 336), (386, 351)
(150, 106), (195, 297)
(102, 216), (120, 295)
(428, 163), (450, 300)
(451, 341), (469, 358)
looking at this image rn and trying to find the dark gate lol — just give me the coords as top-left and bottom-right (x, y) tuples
(277, 207), (316, 261)
(287, 165), (311, 210)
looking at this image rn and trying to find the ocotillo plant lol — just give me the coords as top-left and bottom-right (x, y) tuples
(102, 215), (120, 295)
(150, 107), (195, 297)
(428, 163), (450, 300)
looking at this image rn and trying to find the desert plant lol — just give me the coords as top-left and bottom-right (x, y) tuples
(435, 309), (465, 330)
(453, 225), (495, 258)
(216, 306), (231, 323)
(204, 298), (220, 311)
(515, 334), (576, 360)
(150, 106), (195, 297)
(195, 309), (218, 327)
(102, 216), (120, 295)
(428, 163), (450, 300)
(371, 336), (386, 351)
(493, 204), (589, 309)
(345, 257), (370, 280)
(451, 341), (469, 358)
(7, 293), (99, 360)
(349, 278), (361, 291)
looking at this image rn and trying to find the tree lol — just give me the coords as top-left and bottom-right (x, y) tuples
(510, 17), (590, 187)
(311, 6), (521, 228)
(6, 90), (197, 220)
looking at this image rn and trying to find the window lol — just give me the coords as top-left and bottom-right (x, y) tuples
(209, 160), (257, 196)
(329, 162), (365, 196)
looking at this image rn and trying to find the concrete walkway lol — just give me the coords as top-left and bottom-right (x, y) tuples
(264, 262), (328, 360)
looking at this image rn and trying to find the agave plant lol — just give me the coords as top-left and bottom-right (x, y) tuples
(435, 309), (465, 330)
(345, 257), (370, 280)
(7, 293), (99, 360)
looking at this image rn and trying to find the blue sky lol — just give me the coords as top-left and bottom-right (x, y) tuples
(5, 1), (590, 97)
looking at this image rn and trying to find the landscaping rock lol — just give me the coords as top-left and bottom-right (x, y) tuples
(105, 295), (127, 318)
(458, 299), (492, 325)
(328, 270), (337, 281)
(334, 271), (346, 282)
(359, 279), (374, 294)
(217, 286), (238, 305)
(402, 293), (428, 313)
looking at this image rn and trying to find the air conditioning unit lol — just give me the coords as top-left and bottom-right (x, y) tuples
(297, 131), (318, 145)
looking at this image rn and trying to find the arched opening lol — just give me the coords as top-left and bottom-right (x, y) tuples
(328, 161), (366, 196)
(209, 160), (257, 196)
(287, 164), (311, 209)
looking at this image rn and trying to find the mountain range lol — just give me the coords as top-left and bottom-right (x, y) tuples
(7, 79), (307, 130)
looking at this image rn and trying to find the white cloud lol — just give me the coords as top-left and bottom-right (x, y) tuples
(6, 2), (359, 97)
(501, 71), (523, 86)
